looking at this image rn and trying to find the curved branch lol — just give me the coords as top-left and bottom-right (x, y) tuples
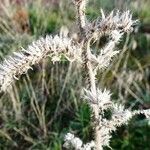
(86, 10), (138, 40)
(73, 0), (87, 38)
(0, 35), (81, 91)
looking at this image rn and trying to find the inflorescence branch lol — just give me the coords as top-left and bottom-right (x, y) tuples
(0, 35), (82, 91)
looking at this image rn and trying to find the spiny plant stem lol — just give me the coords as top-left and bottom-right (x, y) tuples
(74, 0), (86, 38)
(74, 0), (103, 148)
(86, 39), (102, 150)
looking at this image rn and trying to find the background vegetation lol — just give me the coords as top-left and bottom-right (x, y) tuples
(0, 0), (149, 149)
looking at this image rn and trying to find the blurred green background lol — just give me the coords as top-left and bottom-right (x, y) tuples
(0, 0), (150, 149)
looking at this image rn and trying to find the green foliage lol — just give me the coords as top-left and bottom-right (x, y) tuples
(28, 5), (62, 36)
(69, 103), (93, 142)
(109, 117), (150, 150)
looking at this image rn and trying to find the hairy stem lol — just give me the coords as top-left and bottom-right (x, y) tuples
(92, 106), (103, 150)
(74, 0), (86, 38)
(86, 40), (102, 150)
(74, 0), (103, 149)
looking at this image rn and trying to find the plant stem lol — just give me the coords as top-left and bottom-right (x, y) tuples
(86, 40), (103, 150)
(75, 1), (102, 149)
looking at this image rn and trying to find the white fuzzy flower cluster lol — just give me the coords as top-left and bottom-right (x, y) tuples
(96, 126), (112, 147)
(86, 9), (138, 40)
(143, 109), (150, 119)
(101, 104), (150, 149)
(100, 104), (133, 131)
(85, 10), (138, 73)
(89, 29), (123, 73)
(83, 87), (149, 148)
(0, 35), (82, 91)
(111, 104), (133, 126)
(83, 88), (112, 110)
(133, 109), (150, 120)
(63, 133), (95, 150)
(94, 104), (132, 147)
